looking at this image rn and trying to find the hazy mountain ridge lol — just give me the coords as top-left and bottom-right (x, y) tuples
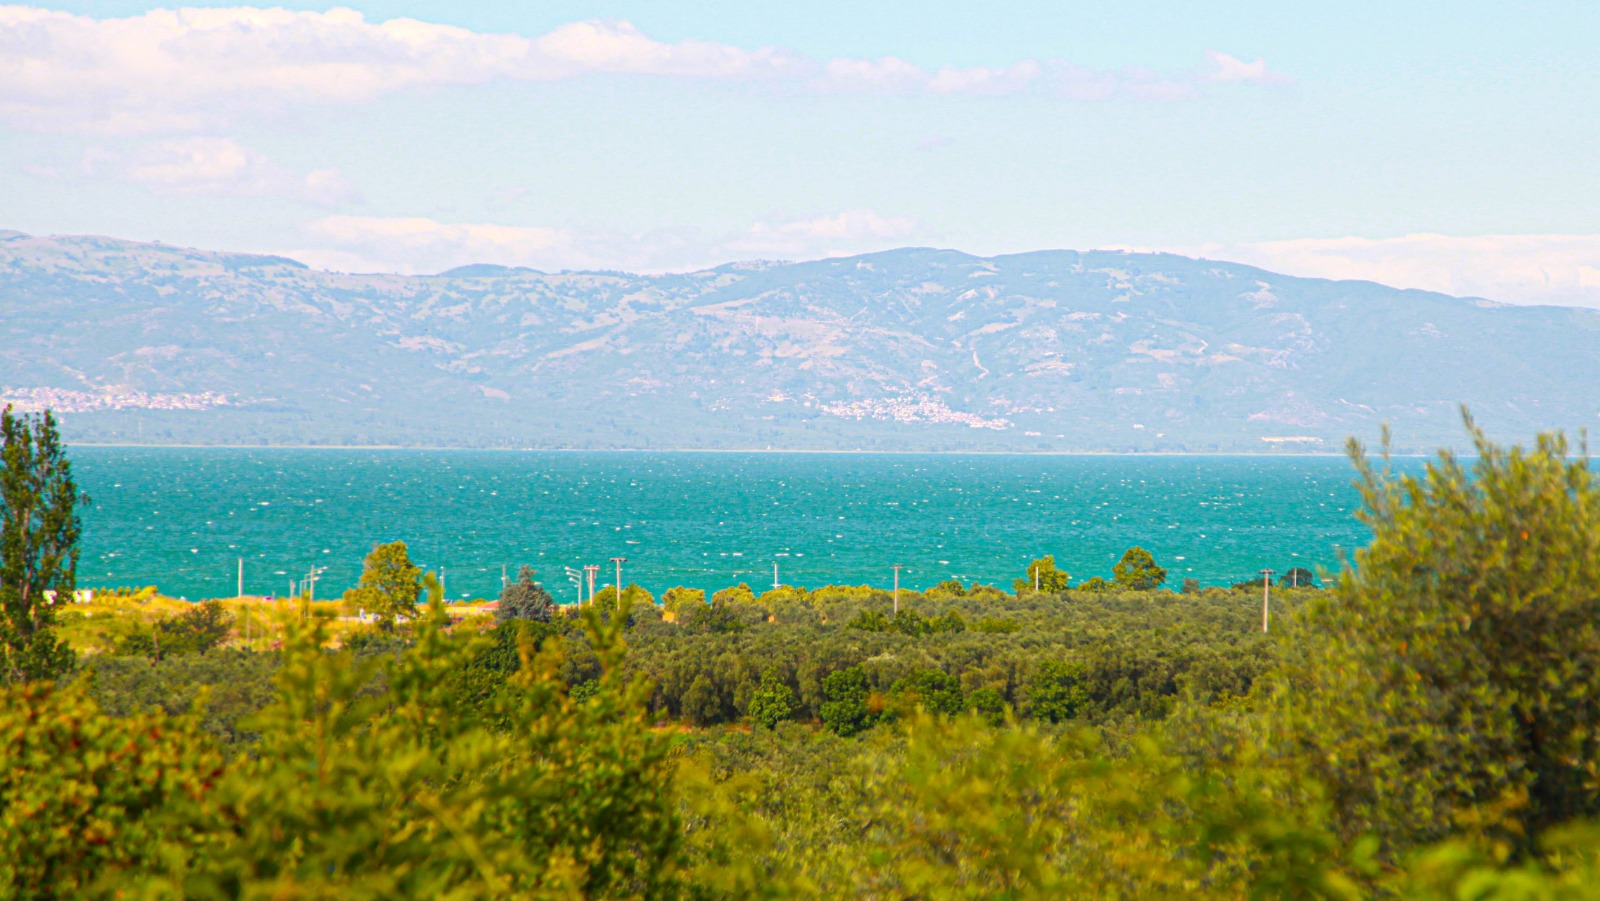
(3, 230), (1597, 451)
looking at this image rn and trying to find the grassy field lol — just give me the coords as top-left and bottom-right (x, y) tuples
(55, 590), (496, 654)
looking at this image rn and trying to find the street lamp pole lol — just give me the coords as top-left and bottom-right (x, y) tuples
(892, 564), (904, 615)
(565, 566), (583, 606)
(1260, 568), (1277, 633)
(585, 565), (599, 605)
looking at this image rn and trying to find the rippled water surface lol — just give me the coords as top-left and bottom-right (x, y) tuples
(72, 448), (1401, 602)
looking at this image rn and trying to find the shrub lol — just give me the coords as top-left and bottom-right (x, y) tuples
(1278, 416), (1600, 853)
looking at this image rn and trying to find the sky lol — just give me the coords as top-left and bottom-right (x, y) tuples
(2, 1), (1598, 306)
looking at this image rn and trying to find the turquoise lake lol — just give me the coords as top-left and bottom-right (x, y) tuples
(71, 448), (1404, 602)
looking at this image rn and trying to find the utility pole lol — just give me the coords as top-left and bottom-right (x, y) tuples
(892, 564), (904, 615)
(773, 562), (780, 591)
(585, 565), (600, 605)
(237, 558), (243, 598)
(610, 557), (627, 609)
(1260, 568), (1277, 633)
(1033, 560), (1040, 593)
(306, 565), (327, 602)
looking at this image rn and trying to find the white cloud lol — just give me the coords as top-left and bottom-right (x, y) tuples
(728, 210), (918, 258)
(305, 215), (576, 273)
(533, 19), (799, 78)
(293, 210), (923, 274)
(1204, 50), (1290, 84)
(820, 57), (928, 93)
(127, 137), (262, 190)
(1160, 234), (1600, 308)
(821, 55), (1207, 100)
(0, 7), (798, 134)
(86, 137), (360, 207)
(0, 5), (1289, 134)
(928, 61), (1042, 95)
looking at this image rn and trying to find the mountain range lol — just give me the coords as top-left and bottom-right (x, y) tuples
(3, 229), (1597, 452)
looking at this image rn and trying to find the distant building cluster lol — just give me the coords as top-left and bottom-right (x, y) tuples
(1, 386), (232, 413)
(819, 395), (1012, 430)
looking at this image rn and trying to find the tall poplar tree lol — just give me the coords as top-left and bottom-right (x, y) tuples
(0, 407), (79, 684)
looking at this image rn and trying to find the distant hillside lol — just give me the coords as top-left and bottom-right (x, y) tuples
(2, 230), (1597, 451)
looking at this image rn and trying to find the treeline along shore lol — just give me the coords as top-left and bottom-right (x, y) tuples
(4, 405), (1600, 896)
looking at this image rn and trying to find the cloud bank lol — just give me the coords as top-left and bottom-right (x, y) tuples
(292, 210), (923, 274)
(1167, 234), (1600, 309)
(0, 5), (1287, 134)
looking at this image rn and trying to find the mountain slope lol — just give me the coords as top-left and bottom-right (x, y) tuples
(2, 231), (1596, 451)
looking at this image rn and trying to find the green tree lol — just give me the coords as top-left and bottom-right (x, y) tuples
(591, 583), (655, 610)
(711, 582), (756, 606)
(0, 679), (228, 893)
(820, 665), (874, 736)
(1279, 416), (1600, 853)
(891, 609), (930, 636)
(1013, 555), (1070, 596)
(682, 674), (721, 726)
(496, 565), (553, 623)
(0, 407), (79, 685)
(682, 593), (750, 634)
(117, 601), (233, 659)
(747, 668), (795, 730)
(1029, 659), (1090, 723)
(85, 650), (279, 744)
(846, 609), (890, 632)
(1113, 546), (1167, 591)
(967, 687), (1007, 726)
(889, 669), (964, 717)
(346, 540), (422, 627)
(662, 586), (707, 622)
(1278, 567), (1316, 589)
(1076, 576), (1113, 592)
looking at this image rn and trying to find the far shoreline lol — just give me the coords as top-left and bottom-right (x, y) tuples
(65, 442), (1411, 457)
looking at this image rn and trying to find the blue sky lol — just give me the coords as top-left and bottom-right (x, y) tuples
(3, 2), (1598, 305)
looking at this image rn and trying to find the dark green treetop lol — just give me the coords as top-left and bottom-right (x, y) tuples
(1113, 546), (1167, 591)
(496, 565), (554, 623)
(1279, 567), (1316, 588)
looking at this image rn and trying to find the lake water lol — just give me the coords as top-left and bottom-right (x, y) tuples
(71, 448), (1398, 602)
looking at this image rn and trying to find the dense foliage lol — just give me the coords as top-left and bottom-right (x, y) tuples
(1275, 419), (1600, 853)
(8, 417), (1600, 896)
